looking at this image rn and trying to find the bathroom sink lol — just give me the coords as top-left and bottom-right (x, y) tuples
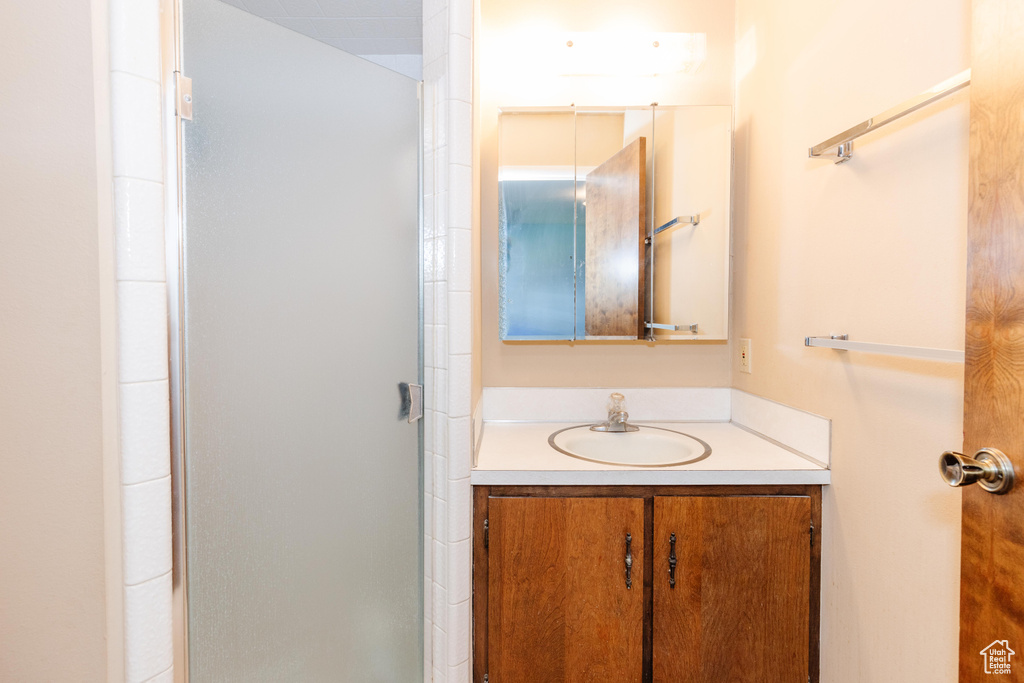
(548, 425), (712, 467)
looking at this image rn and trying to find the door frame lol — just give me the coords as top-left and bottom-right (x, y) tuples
(159, 0), (188, 678)
(159, 2), (426, 679)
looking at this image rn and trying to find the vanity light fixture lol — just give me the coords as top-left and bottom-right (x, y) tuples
(554, 32), (706, 76)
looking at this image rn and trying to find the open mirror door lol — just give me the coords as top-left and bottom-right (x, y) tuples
(584, 137), (647, 339)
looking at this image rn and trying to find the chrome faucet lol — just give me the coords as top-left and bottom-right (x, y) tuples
(591, 392), (640, 433)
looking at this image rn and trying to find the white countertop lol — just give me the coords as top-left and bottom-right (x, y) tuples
(472, 421), (830, 486)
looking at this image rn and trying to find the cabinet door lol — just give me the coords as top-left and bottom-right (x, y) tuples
(653, 496), (811, 682)
(488, 496), (644, 682)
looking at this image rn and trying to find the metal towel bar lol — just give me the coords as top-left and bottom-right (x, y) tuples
(805, 334), (964, 362)
(808, 69), (971, 163)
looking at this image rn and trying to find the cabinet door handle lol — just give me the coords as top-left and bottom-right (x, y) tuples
(625, 533), (633, 590)
(669, 533), (677, 588)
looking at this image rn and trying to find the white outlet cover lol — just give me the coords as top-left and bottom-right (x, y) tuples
(739, 338), (752, 373)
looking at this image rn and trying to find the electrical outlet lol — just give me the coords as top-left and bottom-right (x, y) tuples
(739, 338), (752, 373)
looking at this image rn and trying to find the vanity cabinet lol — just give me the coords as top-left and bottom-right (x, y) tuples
(473, 485), (821, 683)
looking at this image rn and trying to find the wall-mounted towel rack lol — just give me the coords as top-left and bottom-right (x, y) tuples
(648, 322), (699, 333)
(645, 215), (701, 244)
(805, 334), (964, 362)
(808, 69), (971, 164)
(655, 214), (700, 233)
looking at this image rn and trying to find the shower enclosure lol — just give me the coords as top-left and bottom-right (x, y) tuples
(169, 0), (423, 679)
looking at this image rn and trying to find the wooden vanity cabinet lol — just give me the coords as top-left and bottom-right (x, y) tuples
(473, 485), (821, 683)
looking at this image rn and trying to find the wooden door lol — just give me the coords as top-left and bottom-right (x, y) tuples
(652, 496), (811, 682)
(959, 0), (1024, 678)
(584, 138), (647, 339)
(487, 496), (645, 682)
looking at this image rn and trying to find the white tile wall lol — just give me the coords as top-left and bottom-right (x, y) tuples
(124, 571), (173, 682)
(449, 101), (473, 167)
(116, 282), (169, 383)
(118, 380), (171, 485)
(447, 228), (472, 292)
(110, 0), (161, 80)
(110, 72), (163, 183)
(448, 292), (473, 357)
(145, 667), (175, 683)
(122, 477), (173, 586)
(423, 0), (474, 677)
(113, 179), (166, 282)
(109, 0), (174, 679)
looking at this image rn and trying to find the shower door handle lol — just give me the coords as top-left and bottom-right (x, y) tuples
(399, 382), (423, 423)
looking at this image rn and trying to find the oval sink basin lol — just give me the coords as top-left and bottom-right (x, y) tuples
(548, 425), (712, 467)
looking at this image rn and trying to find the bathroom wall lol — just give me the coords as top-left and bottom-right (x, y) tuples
(732, 0), (968, 680)
(477, 0), (736, 387)
(0, 0), (121, 679)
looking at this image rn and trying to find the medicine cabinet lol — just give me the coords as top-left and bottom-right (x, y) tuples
(498, 105), (732, 341)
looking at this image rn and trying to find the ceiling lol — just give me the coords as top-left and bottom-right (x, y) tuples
(221, 0), (423, 78)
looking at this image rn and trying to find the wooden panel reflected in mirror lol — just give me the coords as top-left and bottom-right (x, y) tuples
(584, 137), (646, 338)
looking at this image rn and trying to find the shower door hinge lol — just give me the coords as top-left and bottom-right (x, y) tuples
(176, 73), (193, 121)
(483, 518), (489, 549)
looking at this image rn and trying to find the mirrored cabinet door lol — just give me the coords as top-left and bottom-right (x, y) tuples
(649, 106), (732, 341)
(576, 109), (651, 339)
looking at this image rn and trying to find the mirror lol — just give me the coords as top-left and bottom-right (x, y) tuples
(498, 105), (732, 341)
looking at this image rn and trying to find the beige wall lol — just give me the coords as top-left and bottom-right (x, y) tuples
(0, 1), (116, 680)
(478, 0), (735, 387)
(732, 0), (968, 680)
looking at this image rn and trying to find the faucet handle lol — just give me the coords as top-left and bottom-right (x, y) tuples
(608, 392), (626, 414)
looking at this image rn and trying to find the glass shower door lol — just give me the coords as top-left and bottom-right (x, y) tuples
(180, 0), (422, 680)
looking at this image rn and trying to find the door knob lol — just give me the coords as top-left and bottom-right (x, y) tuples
(939, 447), (1015, 494)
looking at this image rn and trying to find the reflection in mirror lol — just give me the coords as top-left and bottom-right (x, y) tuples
(576, 109), (651, 339)
(497, 105), (732, 342)
(497, 111), (576, 339)
(649, 106), (731, 340)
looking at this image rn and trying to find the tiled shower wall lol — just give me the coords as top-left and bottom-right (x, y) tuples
(422, 0), (474, 679)
(109, 0), (174, 680)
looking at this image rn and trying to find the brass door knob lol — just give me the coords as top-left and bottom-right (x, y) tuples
(939, 448), (1015, 494)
